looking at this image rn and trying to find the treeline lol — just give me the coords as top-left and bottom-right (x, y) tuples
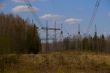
(0, 13), (41, 54)
(63, 33), (110, 52)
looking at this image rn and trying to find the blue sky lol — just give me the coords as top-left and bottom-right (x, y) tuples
(0, 0), (110, 37)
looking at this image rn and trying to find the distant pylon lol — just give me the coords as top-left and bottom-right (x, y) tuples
(78, 24), (81, 50)
(78, 24), (80, 35)
(60, 24), (63, 41)
(41, 21), (49, 52)
(41, 21), (60, 52)
(53, 21), (60, 50)
(60, 24), (64, 50)
(95, 24), (97, 35)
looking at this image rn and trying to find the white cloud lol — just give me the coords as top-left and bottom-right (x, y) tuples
(39, 14), (63, 21)
(12, 5), (38, 13)
(64, 18), (81, 24)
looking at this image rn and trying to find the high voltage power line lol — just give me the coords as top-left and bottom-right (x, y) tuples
(23, 0), (102, 51)
(86, 0), (101, 34)
(23, 0), (63, 51)
(24, 0), (43, 29)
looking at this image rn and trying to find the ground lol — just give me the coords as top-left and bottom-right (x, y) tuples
(1, 51), (110, 73)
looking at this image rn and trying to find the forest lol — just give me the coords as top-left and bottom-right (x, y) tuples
(0, 13), (41, 54)
(63, 33), (109, 53)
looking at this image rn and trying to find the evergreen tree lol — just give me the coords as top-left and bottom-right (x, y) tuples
(0, 13), (41, 54)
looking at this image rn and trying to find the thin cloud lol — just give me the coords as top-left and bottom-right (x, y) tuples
(12, 5), (39, 13)
(39, 14), (63, 21)
(64, 18), (81, 24)
(0, 3), (4, 8)
(12, 0), (47, 3)
(37, 0), (48, 2)
(108, 12), (110, 16)
(12, 0), (35, 3)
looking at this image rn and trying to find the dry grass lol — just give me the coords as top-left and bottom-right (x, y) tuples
(1, 51), (110, 73)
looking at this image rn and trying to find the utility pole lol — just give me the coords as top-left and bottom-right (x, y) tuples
(42, 21), (49, 52)
(78, 24), (80, 35)
(54, 21), (57, 48)
(60, 24), (64, 50)
(53, 21), (61, 50)
(95, 24), (97, 35)
(41, 21), (60, 52)
(46, 22), (49, 52)
(60, 24), (63, 40)
(78, 24), (82, 50)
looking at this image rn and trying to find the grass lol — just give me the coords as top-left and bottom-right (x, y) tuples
(0, 51), (110, 73)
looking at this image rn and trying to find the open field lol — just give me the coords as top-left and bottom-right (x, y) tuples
(0, 51), (110, 73)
